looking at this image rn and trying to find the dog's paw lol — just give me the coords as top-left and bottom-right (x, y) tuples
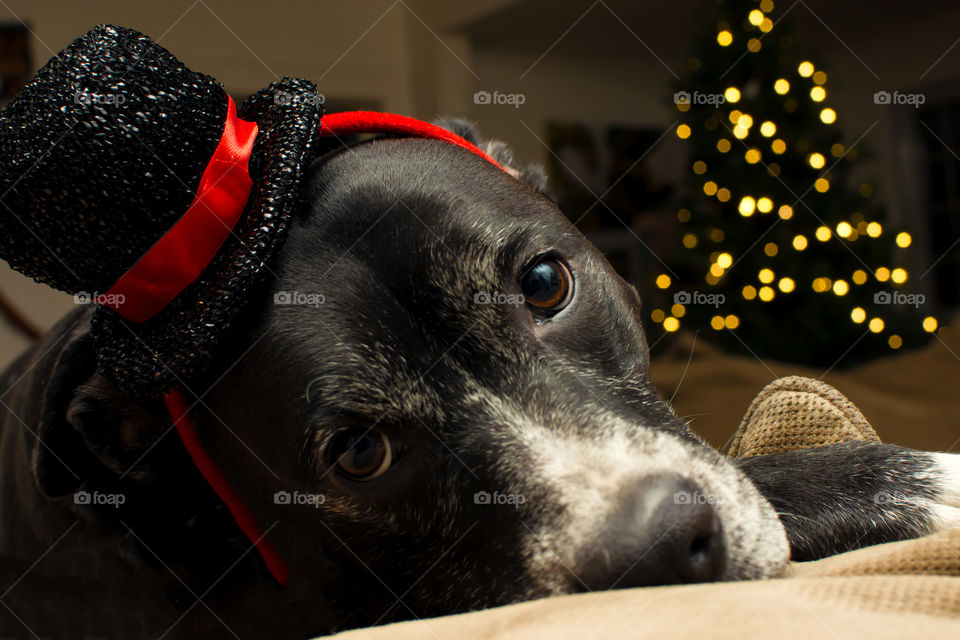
(929, 452), (960, 531)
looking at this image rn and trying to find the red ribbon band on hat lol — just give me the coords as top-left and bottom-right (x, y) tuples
(103, 96), (258, 323)
(102, 101), (510, 589)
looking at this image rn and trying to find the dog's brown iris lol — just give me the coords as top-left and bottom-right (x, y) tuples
(521, 258), (573, 312)
(330, 428), (393, 480)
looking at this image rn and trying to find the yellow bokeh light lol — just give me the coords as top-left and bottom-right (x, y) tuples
(836, 222), (853, 238)
(683, 233), (698, 248)
(760, 121), (777, 137)
(793, 234), (808, 250)
(875, 267), (890, 282)
(798, 61), (815, 77)
(717, 138), (731, 153)
(651, 308), (665, 323)
(711, 315), (725, 330)
(717, 252), (733, 269)
(764, 242), (779, 256)
(729, 110), (742, 123)
(677, 208), (691, 222)
(808, 152), (826, 169)
(831, 143), (845, 157)
(742, 285), (758, 300)
(812, 70), (828, 85)
(739, 196), (757, 216)
(851, 307), (866, 323)
(737, 113), (754, 128)
(725, 87), (742, 103)
(677, 124), (691, 139)
(663, 317), (680, 332)
(814, 178), (830, 192)
(774, 78), (790, 94)
(717, 30), (733, 47)
(891, 267), (908, 284)
(757, 197), (773, 213)
(706, 272), (720, 285)
(709, 227), (725, 242)
(778, 277), (795, 293)
(717, 188), (731, 202)
(703, 181), (718, 196)
(710, 263), (725, 278)
(833, 279), (849, 296)
(656, 274), (671, 289)
(745, 148), (762, 164)
(896, 232), (912, 248)
(810, 86), (827, 102)
(760, 0), (774, 11)
(866, 222), (882, 237)
(747, 38), (762, 52)
(815, 226), (832, 242)
(672, 303), (686, 318)
(820, 108), (837, 124)
(812, 277), (831, 292)
(733, 125), (749, 139)
(923, 317), (938, 333)
(771, 139), (786, 154)
(759, 17), (773, 32)
(748, 9), (764, 25)
(852, 269), (868, 285)
(759, 268), (775, 284)
(888, 334), (903, 349)
(693, 160), (707, 174)
(778, 204), (794, 219)
(758, 286), (775, 302)
(868, 318), (885, 333)
(725, 314), (741, 329)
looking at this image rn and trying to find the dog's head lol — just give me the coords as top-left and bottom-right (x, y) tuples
(34, 122), (788, 629)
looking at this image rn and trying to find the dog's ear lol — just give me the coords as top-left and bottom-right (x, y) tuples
(33, 326), (171, 497)
(32, 325), (99, 497)
(433, 118), (555, 200)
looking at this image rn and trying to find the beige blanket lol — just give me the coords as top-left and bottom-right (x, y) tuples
(319, 377), (960, 638)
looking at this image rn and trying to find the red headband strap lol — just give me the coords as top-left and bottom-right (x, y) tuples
(319, 111), (507, 172)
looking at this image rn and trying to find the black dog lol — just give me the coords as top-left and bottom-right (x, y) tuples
(1, 122), (957, 639)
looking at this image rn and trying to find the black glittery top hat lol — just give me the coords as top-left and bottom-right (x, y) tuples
(0, 24), (507, 587)
(0, 24), (324, 400)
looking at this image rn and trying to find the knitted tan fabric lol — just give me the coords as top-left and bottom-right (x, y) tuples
(727, 375), (881, 457)
(325, 566), (960, 639)
(316, 377), (960, 639)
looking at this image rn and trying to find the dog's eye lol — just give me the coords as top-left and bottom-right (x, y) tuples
(329, 428), (393, 481)
(521, 258), (573, 313)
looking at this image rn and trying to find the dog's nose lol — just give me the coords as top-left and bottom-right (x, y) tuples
(575, 473), (725, 590)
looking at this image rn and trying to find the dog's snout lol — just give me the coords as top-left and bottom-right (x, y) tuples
(575, 473), (725, 591)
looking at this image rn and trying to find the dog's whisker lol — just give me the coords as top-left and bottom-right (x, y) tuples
(668, 330), (699, 406)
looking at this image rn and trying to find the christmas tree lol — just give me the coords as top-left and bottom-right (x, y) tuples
(652, 0), (938, 366)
